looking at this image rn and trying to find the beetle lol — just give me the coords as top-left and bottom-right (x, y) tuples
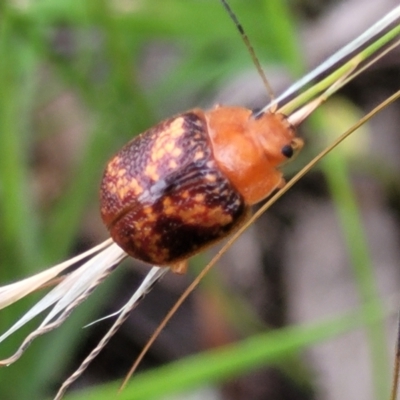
(100, 106), (302, 272)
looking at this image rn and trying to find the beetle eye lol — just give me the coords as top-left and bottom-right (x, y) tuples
(281, 144), (293, 158)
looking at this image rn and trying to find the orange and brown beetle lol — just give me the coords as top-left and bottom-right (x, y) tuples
(100, 106), (303, 272)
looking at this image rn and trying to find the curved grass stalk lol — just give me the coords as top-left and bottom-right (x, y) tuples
(119, 89), (400, 392)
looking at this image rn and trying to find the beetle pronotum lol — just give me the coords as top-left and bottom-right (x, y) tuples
(0, 2), (399, 400)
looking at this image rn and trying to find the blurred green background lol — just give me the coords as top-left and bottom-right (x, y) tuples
(0, 0), (399, 399)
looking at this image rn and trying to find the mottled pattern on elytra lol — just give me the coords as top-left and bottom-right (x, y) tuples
(100, 110), (248, 265)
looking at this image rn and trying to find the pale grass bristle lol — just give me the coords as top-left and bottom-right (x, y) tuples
(0, 240), (126, 365)
(0, 238), (114, 310)
(54, 265), (169, 400)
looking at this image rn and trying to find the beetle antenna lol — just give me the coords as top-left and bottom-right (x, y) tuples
(220, 0), (275, 103)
